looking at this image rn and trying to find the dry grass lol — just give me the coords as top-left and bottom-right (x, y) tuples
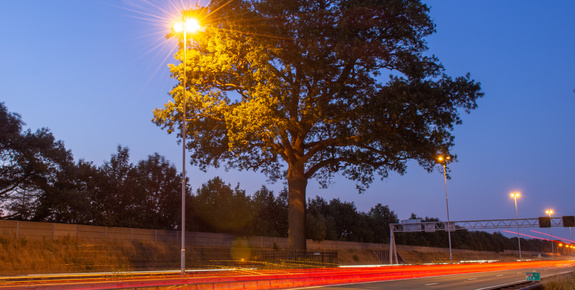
(543, 273), (575, 290)
(0, 236), (319, 276)
(2, 235), (536, 277)
(0, 236), (133, 275)
(337, 249), (381, 265)
(0, 236), (185, 276)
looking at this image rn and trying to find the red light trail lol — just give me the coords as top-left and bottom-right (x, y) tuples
(502, 230), (552, 241)
(502, 229), (575, 244)
(2, 261), (574, 289)
(530, 230), (575, 243)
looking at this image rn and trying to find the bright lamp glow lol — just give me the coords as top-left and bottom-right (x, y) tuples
(184, 18), (201, 32)
(173, 18), (201, 34)
(173, 22), (184, 33)
(437, 155), (450, 163)
(510, 192), (521, 198)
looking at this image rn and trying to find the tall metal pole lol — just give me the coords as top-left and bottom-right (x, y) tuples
(545, 210), (554, 259)
(570, 227), (573, 257)
(550, 226), (554, 259)
(513, 195), (521, 260)
(549, 213), (554, 259)
(389, 228), (394, 264)
(173, 17), (200, 277)
(181, 31), (187, 277)
(442, 163), (453, 264)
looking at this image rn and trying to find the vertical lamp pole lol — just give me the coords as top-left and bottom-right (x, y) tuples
(173, 17), (201, 277)
(438, 155), (452, 264)
(510, 192), (522, 260)
(570, 228), (573, 257)
(546, 209), (554, 259)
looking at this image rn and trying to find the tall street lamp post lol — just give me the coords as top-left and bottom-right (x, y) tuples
(437, 155), (452, 264)
(546, 209), (554, 259)
(173, 17), (201, 277)
(570, 228), (573, 257)
(510, 192), (521, 260)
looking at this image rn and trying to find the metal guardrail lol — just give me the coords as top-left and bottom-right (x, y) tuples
(255, 249), (338, 264)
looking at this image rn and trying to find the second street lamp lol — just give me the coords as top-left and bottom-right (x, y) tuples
(509, 192), (522, 260)
(546, 209), (554, 259)
(173, 16), (201, 277)
(437, 155), (452, 264)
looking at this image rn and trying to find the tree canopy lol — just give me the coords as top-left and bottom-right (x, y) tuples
(0, 102), (73, 219)
(3, 103), (552, 255)
(154, 0), (483, 250)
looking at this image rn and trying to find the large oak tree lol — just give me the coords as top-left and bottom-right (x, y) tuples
(153, 0), (483, 251)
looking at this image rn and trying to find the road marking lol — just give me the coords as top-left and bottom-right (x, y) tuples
(467, 278), (478, 280)
(474, 280), (526, 290)
(425, 283), (438, 286)
(496, 274), (503, 277)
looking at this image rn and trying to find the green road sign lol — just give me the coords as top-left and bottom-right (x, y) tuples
(526, 272), (540, 281)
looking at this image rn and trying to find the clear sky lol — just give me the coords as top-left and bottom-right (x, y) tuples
(1, 1), (574, 240)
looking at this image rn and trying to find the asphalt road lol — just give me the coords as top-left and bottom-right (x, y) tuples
(299, 264), (574, 290)
(2, 261), (573, 289)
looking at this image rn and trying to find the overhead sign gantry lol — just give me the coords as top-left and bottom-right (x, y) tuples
(388, 216), (575, 264)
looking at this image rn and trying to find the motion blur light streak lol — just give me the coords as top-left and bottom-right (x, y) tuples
(3, 261), (573, 289)
(502, 230), (553, 241)
(530, 230), (575, 243)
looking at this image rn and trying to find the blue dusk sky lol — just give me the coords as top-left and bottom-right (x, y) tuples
(1, 1), (574, 240)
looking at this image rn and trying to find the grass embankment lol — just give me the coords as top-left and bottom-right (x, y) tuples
(543, 273), (575, 290)
(0, 237), (342, 276)
(0, 236), (534, 276)
(0, 237), (179, 276)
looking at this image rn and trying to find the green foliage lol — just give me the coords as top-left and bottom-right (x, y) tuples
(368, 204), (399, 243)
(306, 212), (328, 242)
(3, 103), (546, 254)
(33, 160), (99, 224)
(192, 177), (255, 235)
(252, 186), (288, 237)
(0, 102), (73, 220)
(154, 0), (483, 250)
(188, 179), (289, 236)
(306, 197), (398, 243)
(133, 153), (182, 229)
(33, 146), (183, 230)
(155, 0), (482, 187)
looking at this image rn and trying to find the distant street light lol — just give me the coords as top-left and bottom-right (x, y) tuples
(509, 192), (522, 260)
(437, 155), (452, 264)
(173, 16), (202, 277)
(546, 209), (554, 259)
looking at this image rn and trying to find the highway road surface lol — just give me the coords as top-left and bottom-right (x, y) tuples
(298, 264), (574, 290)
(1, 260), (573, 289)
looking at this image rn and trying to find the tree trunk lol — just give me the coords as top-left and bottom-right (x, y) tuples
(287, 163), (307, 251)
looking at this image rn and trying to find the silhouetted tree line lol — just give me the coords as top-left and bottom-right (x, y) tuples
(1, 102), (549, 252)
